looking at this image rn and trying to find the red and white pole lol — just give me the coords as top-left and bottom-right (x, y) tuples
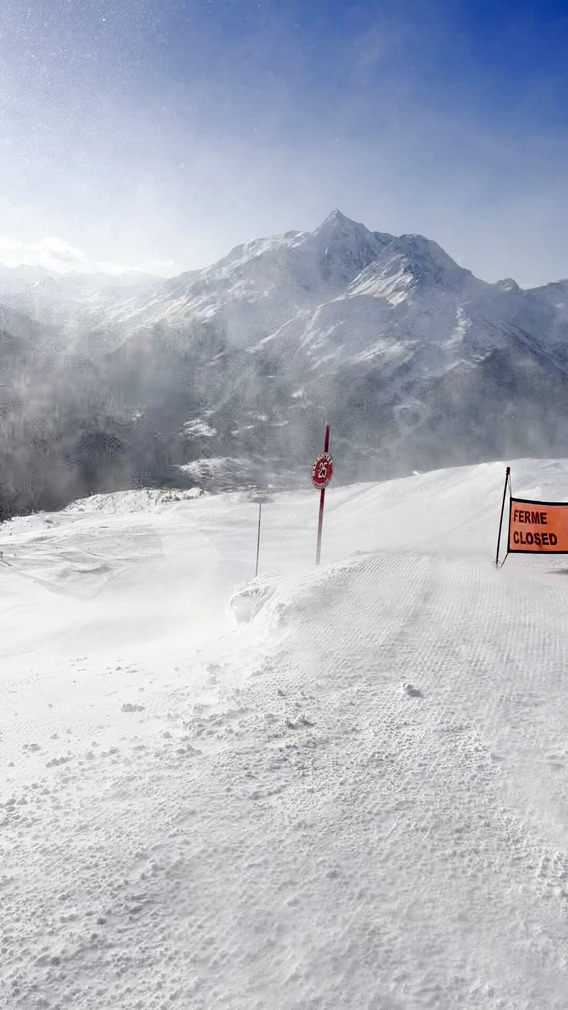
(315, 423), (331, 566)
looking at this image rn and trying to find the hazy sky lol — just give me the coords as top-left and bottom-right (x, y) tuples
(0, 0), (566, 285)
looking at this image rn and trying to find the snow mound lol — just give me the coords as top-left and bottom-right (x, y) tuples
(401, 681), (423, 697)
(229, 578), (276, 623)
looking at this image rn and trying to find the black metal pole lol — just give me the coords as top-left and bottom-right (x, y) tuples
(495, 466), (511, 568)
(255, 502), (262, 578)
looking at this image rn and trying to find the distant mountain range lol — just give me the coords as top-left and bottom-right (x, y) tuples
(1, 210), (568, 518)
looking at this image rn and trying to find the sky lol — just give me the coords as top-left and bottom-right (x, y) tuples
(0, 0), (566, 286)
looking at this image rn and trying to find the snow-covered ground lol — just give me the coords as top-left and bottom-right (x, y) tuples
(2, 459), (568, 1009)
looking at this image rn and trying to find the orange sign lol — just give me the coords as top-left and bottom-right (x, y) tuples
(509, 497), (568, 553)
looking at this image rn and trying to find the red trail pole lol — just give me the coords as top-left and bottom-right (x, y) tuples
(315, 423), (331, 566)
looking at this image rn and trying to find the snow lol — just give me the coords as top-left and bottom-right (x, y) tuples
(0, 268), (160, 338)
(4, 211), (568, 506)
(177, 456), (258, 488)
(99, 210), (394, 339)
(180, 420), (217, 439)
(240, 223), (522, 395)
(2, 458), (568, 1008)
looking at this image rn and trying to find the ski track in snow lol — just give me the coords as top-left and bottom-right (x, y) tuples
(2, 461), (568, 1008)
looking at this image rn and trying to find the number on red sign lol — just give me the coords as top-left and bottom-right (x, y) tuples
(312, 453), (334, 489)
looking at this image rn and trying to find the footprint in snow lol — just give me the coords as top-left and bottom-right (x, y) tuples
(401, 682), (422, 698)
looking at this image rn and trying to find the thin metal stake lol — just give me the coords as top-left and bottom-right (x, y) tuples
(495, 466), (511, 568)
(255, 502), (262, 578)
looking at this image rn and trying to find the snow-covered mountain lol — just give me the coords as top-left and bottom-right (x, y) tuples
(0, 266), (160, 345)
(95, 210), (394, 346)
(2, 210), (568, 516)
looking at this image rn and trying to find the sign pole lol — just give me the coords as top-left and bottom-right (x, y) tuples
(495, 466), (511, 568)
(315, 423), (331, 566)
(255, 502), (262, 578)
(251, 489), (273, 578)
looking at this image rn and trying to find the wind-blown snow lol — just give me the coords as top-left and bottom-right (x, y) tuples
(2, 458), (568, 1008)
(4, 210), (568, 521)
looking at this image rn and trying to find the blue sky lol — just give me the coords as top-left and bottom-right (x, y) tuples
(0, 0), (566, 284)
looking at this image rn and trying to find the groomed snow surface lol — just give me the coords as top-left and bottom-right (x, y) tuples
(2, 459), (568, 1010)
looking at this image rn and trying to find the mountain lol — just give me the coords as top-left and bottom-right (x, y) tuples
(0, 263), (53, 286)
(101, 210), (394, 344)
(1, 210), (568, 516)
(0, 268), (161, 351)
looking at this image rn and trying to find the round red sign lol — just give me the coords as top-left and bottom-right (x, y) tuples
(312, 452), (334, 489)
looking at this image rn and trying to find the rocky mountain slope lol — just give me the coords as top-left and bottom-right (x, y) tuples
(1, 211), (568, 516)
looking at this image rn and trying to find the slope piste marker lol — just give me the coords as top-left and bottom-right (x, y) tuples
(313, 424), (333, 566)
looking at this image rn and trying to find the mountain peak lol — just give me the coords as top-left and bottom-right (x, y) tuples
(494, 277), (520, 293)
(325, 208), (349, 224)
(315, 209), (362, 234)
(347, 232), (470, 305)
(386, 234), (470, 283)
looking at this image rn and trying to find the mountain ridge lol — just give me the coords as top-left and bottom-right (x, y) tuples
(2, 210), (568, 517)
